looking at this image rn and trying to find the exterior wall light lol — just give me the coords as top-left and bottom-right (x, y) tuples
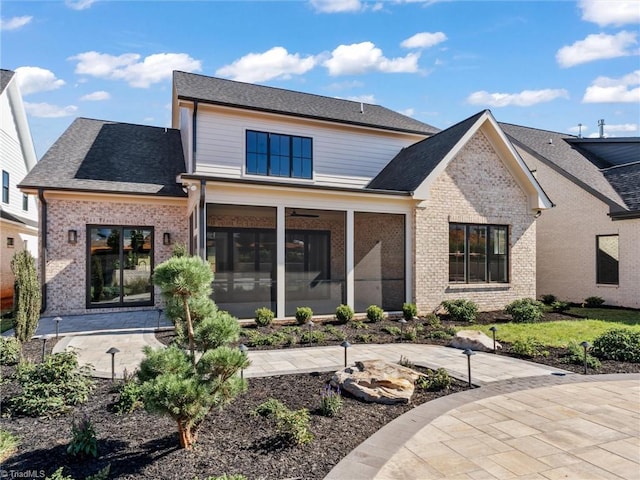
(68, 229), (77, 244)
(163, 232), (171, 245)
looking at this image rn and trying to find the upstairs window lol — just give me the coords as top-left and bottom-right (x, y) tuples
(246, 130), (312, 179)
(22, 194), (29, 211)
(596, 235), (619, 285)
(449, 223), (509, 283)
(2, 171), (8, 204)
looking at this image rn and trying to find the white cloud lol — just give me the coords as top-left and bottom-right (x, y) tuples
(568, 124), (589, 134)
(587, 122), (639, 137)
(579, 0), (640, 26)
(0, 16), (33, 31)
(80, 90), (110, 101)
(24, 102), (78, 118)
(556, 31), (638, 68)
(14, 66), (65, 95)
(467, 88), (569, 107)
(401, 32), (447, 49)
(399, 107), (415, 117)
(583, 70), (640, 103)
(310, 0), (363, 13)
(69, 51), (202, 88)
(216, 47), (317, 83)
(66, 0), (96, 10)
(324, 41), (420, 75)
(346, 94), (376, 103)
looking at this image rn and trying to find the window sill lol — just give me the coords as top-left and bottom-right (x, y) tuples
(243, 173), (314, 185)
(446, 283), (511, 292)
(596, 284), (619, 288)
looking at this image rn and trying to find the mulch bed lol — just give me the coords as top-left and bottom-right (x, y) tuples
(2, 310), (638, 479)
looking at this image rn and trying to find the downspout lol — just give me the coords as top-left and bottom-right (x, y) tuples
(199, 179), (206, 260)
(191, 100), (198, 170)
(37, 188), (47, 313)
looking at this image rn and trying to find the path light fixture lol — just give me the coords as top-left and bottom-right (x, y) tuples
(106, 347), (120, 382)
(306, 319), (314, 344)
(580, 341), (591, 375)
(341, 340), (351, 367)
(462, 348), (476, 388)
(239, 344), (249, 379)
(399, 318), (407, 343)
(41, 335), (51, 362)
(489, 326), (498, 354)
(54, 316), (62, 339)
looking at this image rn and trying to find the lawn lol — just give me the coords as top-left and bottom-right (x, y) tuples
(473, 307), (640, 348)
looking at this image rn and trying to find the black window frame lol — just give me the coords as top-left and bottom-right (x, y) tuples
(22, 193), (28, 211)
(596, 234), (619, 285)
(246, 130), (313, 179)
(449, 223), (509, 284)
(2, 171), (9, 204)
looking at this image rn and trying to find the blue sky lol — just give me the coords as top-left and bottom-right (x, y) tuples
(2, 0), (639, 158)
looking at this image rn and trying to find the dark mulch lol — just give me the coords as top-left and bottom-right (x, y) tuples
(2, 309), (638, 479)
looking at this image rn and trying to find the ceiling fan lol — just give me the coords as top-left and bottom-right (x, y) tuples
(289, 209), (320, 218)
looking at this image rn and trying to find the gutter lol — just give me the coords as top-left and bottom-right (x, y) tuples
(37, 188), (47, 314)
(609, 210), (640, 221)
(199, 179), (206, 260)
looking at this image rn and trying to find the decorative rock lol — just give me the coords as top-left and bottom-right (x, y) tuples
(330, 359), (423, 404)
(449, 329), (502, 352)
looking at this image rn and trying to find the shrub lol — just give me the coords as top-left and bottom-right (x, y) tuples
(540, 294), (557, 305)
(254, 307), (275, 327)
(0, 428), (19, 463)
(350, 321), (368, 330)
(423, 313), (441, 328)
(300, 330), (326, 344)
(416, 368), (452, 391)
(551, 301), (571, 313)
(511, 338), (548, 358)
(584, 296), (605, 308)
(402, 327), (417, 342)
(112, 371), (143, 415)
(335, 304), (354, 323)
(402, 303), (418, 321)
(319, 385), (343, 417)
(504, 298), (544, 323)
(11, 250), (41, 343)
(323, 325), (346, 341)
(565, 341), (601, 369)
(45, 468), (73, 480)
(382, 326), (401, 337)
(592, 329), (640, 363)
(355, 333), (375, 343)
(295, 307), (313, 325)
(253, 398), (313, 445)
(0, 336), (21, 365)
(171, 242), (188, 258)
(441, 299), (478, 323)
(67, 415), (98, 459)
(426, 329), (454, 340)
(8, 351), (94, 417)
(366, 305), (384, 323)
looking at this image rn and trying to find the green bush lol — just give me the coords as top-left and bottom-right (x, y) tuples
(300, 330), (326, 344)
(0, 336), (21, 365)
(335, 304), (354, 323)
(11, 250), (41, 343)
(441, 299), (478, 323)
(295, 307), (313, 325)
(112, 371), (143, 415)
(323, 325), (346, 341)
(350, 321), (368, 330)
(382, 326), (401, 337)
(67, 415), (98, 459)
(416, 368), (452, 391)
(0, 428), (19, 463)
(402, 303), (418, 321)
(366, 305), (384, 323)
(592, 329), (640, 362)
(8, 352), (94, 417)
(253, 398), (313, 445)
(540, 294), (557, 305)
(551, 301), (571, 313)
(423, 313), (441, 328)
(565, 341), (601, 369)
(45, 468), (73, 480)
(584, 296), (605, 308)
(254, 307), (275, 327)
(402, 327), (417, 342)
(319, 385), (343, 417)
(511, 338), (548, 358)
(425, 329), (454, 340)
(504, 298), (544, 323)
(355, 333), (375, 343)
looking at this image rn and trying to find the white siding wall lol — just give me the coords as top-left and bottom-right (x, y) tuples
(193, 107), (425, 188)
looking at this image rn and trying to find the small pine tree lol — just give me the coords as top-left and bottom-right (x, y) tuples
(11, 250), (41, 343)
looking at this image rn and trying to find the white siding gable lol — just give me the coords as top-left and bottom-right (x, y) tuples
(192, 106), (427, 189)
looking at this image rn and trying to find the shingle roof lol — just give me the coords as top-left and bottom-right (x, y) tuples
(173, 71), (439, 135)
(19, 118), (187, 197)
(1, 69), (15, 94)
(0, 209), (38, 228)
(367, 110), (486, 192)
(602, 163), (640, 212)
(500, 123), (634, 213)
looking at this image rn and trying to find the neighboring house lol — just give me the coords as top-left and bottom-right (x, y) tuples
(20, 71), (551, 319)
(0, 69), (39, 312)
(502, 123), (640, 309)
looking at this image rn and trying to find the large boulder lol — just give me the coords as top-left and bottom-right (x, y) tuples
(449, 329), (501, 352)
(330, 359), (422, 404)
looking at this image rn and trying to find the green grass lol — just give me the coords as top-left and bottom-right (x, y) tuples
(473, 308), (640, 348)
(0, 428), (19, 462)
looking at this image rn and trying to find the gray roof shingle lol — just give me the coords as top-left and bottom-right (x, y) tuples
(602, 163), (640, 212)
(501, 123), (635, 213)
(173, 71), (439, 135)
(367, 110), (486, 192)
(1, 69), (15, 94)
(19, 118), (187, 197)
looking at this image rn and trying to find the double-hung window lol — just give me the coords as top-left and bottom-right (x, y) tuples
(596, 235), (619, 285)
(246, 130), (312, 179)
(449, 223), (509, 283)
(2, 171), (9, 204)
